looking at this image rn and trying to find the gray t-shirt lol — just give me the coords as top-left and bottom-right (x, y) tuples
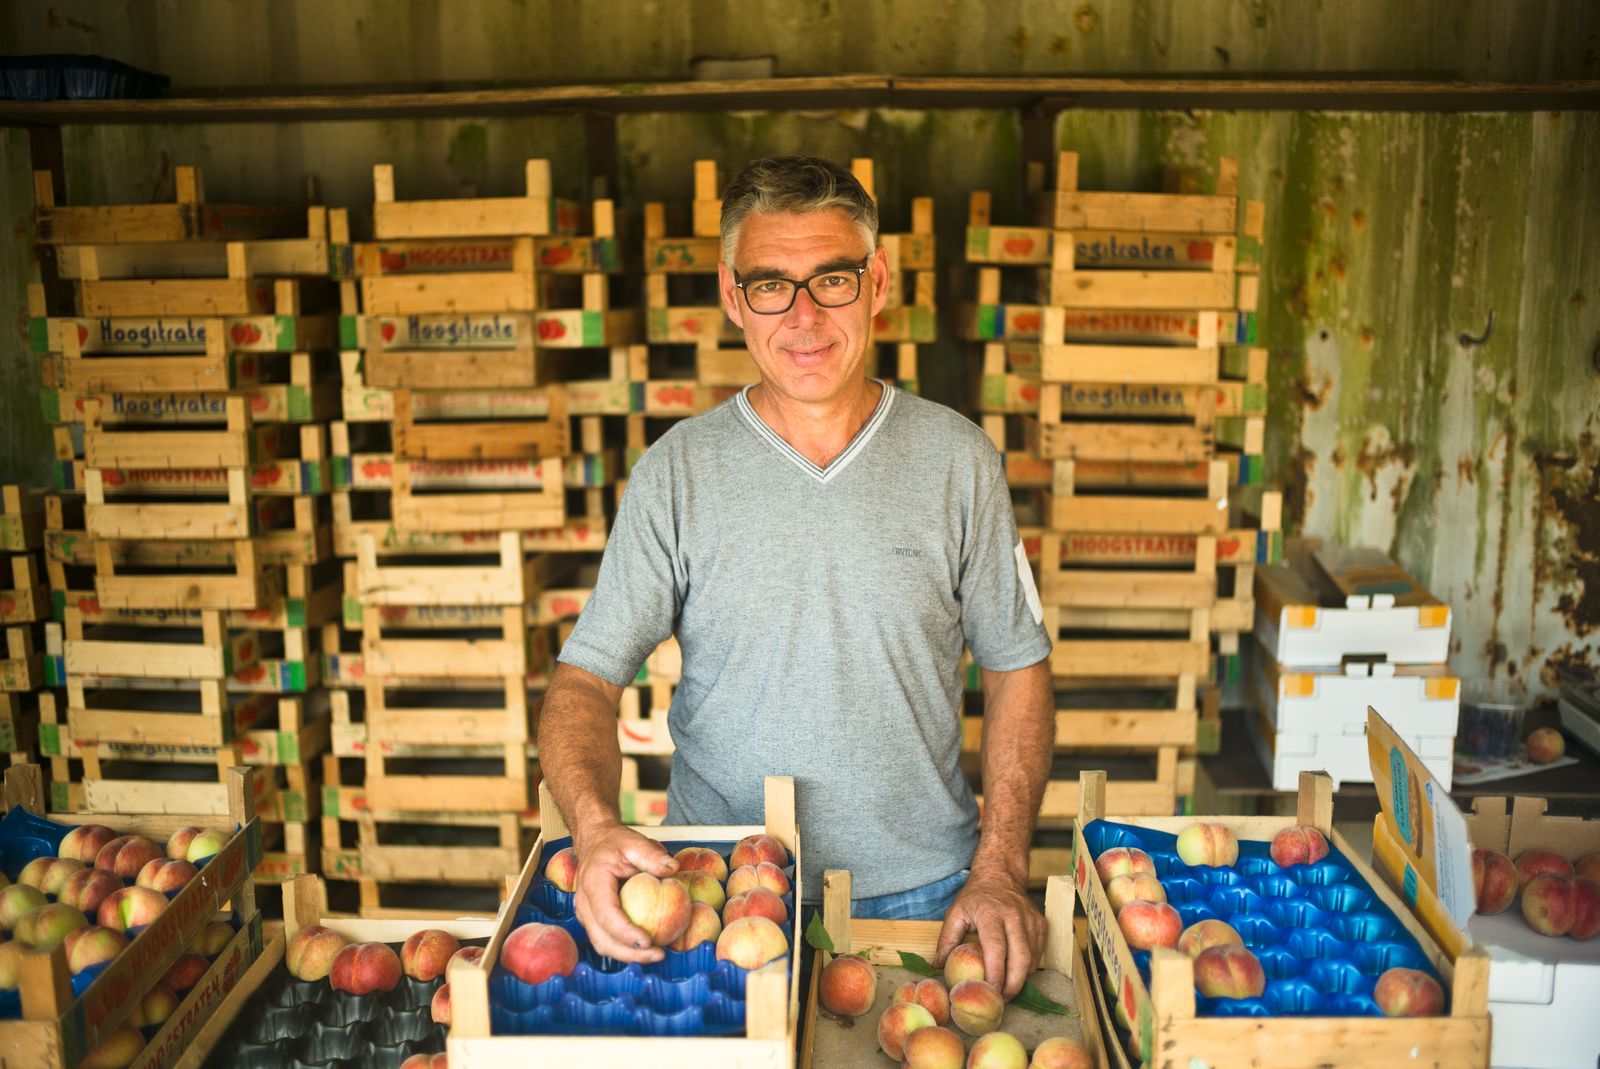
(557, 382), (1052, 901)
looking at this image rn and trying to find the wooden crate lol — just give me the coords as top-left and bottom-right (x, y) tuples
(355, 531), (549, 606)
(1073, 769), (1491, 1068)
(32, 166), (304, 245)
(371, 159), (582, 241)
(1, 485), (46, 552)
(2, 552), (50, 624)
(1, 624), (45, 692)
(0, 764), (263, 1069)
(802, 868), (1107, 1069)
(447, 776), (801, 1066)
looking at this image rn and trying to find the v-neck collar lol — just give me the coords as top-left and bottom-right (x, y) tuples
(735, 380), (895, 485)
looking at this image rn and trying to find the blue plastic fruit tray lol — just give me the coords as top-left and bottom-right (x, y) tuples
(489, 836), (795, 1038)
(0, 54), (168, 101)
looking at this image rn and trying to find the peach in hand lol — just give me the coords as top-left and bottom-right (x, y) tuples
(401, 929), (462, 982)
(1269, 826), (1330, 868)
(287, 924), (350, 981)
(673, 870), (726, 911)
(1029, 1036), (1093, 1069)
(0, 884), (48, 931)
(1117, 900), (1182, 951)
(726, 861), (792, 897)
(94, 835), (164, 879)
(330, 941), (403, 995)
(620, 871), (692, 946)
(669, 901), (723, 952)
(1177, 919), (1242, 958)
(1095, 847), (1156, 883)
(543, 846), (580, 893)
(1106, 872), (1166, 915)
(730, 833), (789, 870)
(1194, 944), (1266, 999)
(894, 977), (951, 1025)
(57, 824), (117, 864)
(944, 942), (987, 986)
(949, 978), (1005, 1036)
(1373, 967), (1445, 1016)
(1472, 849), (1519, 915)
(819, 953), (877, 1017)
(723, 887), (788, 927)
(968, 1031), (1028, 1069)
(1516, 849), (1574, 887)
(1526, 727), (1565, 764)
(902, 1024), (965, 1069)
(1176, 823), (1238, 868)
(673, 846), (729, 883)
(15, 902), (88, 951)
(877, 1001), (937, 1060)
(502, 922), (579, 985)
(715, 915), (789, 971)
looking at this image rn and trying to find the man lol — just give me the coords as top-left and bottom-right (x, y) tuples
(540, 155), (1054, 996)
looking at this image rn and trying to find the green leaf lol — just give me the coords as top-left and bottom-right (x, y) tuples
(894, 950), (939, 978)
(1013, 980), (1076, 1017)
(804, 914), (835, 954)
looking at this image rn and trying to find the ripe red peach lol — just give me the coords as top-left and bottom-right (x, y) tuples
(723, 887), (788, 927)
(165, 826), (206, 861)
(1526, 727), (1565, 764)
(1373, 967), (1445, 1016)
(502, 922), (579, 985)
(399, 1056), (448, 1069)
(902, 1024), (966, 1069)
(714, 915), (789, 970)
(620, 872), (692, 946)
(1117, 900), (1182, 951)
(132, 984), (179, 1029)
(15, 903), (89, 951)
(1094, 847), (1156, 884)
(1523, 873), (1581, 935)
(58, 869), (122, 915)
(162, 952), (209, 992)
(949, 979), (1005, 1036)
(94, 835), (164, 879)
(1269, 826), (1330, 868)
(80, 1025), (144, 1069)
(1516, 849), (1575, 888)
(431, 982), (451, 1025)
(729, 833), (789, 870)
(944, 942), (987, 986)
(894, 977), (951, 1025)
(1176, 823), (1239, 868)
(1194, 944), (1266, 999)
(329, 941), (403, 994)
(819, 953), (877, 1017)
(726, 861), (791, 898)
(1106, 872), (1166, 915)
(451, 945), (485, 969)
(1571, 877), (1600, 940)
(673, 846), (729, 883)
(19, 856), (84, 895)
(1029, 1036), (1093, 1069)
(668, 901), (723, 952)
(57, 824), (117, 864)
(64, 926), (130, 974)
(0, 884), (48, 931)
(543, 846), (579, 892)
(98, 886), (168, 932)
(1177, 919), (1243, 958)
(877, 1001), (937, 1060)
(1472, 849), (1519, 915)
(136, 858), (199, 894)
(968, 1031), (1028, 1069)
(401, 929), (462, 982)
(673, 870), (726, 912)
(286, 924), (350, 981)
(195, 920), (234, 956)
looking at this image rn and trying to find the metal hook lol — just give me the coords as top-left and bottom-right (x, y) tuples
(1459, 310), (1494, 348)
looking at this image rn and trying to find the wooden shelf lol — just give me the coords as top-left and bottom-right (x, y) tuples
(1, 74), (1596, 127)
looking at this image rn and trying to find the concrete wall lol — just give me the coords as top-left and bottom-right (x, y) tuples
(2, 2), (1597, 687)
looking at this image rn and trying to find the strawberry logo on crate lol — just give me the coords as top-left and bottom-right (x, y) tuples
(380, 250), (409, 272)
(102, 469), (126, 486)
(234, 664), (267, 684)
(76, 597), (101, 614)
(379, 322), (397, 343)
(1187, 241), (1213, 263)
(251, 394), (271, 414)
(550, 595), (583, 617)
(231, 323), (263, 346)
(76, 324), (90, 346)
(1012, 312), (1041, 334)
(540, 244), (574, 267)
(1217, 537), (1242, 559)
(244, 608), (271, 622)
(380, 606), (408, 622)
(361, 459), (392, 480)
(1075, 851), (1090, 889)
(1020, 384), (1040, 404)
(250, 466), (283, 488)
(536, 318), (567, 341)
(655, 385), (695, 407)
(1004, 236), (1035, 256)
(681, 317), (701, 336)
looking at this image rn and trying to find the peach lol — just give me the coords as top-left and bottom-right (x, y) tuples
(1177, 919), (1243, 958)
(949, 979), (1005, 1036)
(162, 951), (209, 992)
(95, 835), (165, 879)
(286, 924), (350, 981)
(1573, 853), (1600, 883)
(97, 887), (168, 932)
(16, 903), (89, 951)
(729, 833), (789, 870)
(195, 920), (234, 956)
(1472, 849), (1519, 915)
(895, 976), (951, 1025)
(673, 870), (727, 911)
(136, 857), (199, 893)
(543, 846), (579, 892)
(432, 982), (452, 1025)
(1571, 877), (1600, 941)
(1176, 823), (1239, 868)
(903, 1024), (965, 1069)
(330, 941), (403, 995)
(19, 856), (84, 896)
(1516, 849), (1575, 887)
(877, 1001), (937, 1060)
(1106, 872), (1166, 915)
(0, 884), (48, 930)
(726, 861), (791, 898)
(1521, 873), (1580, 936)
(183, 829), (229, 862)
(402, 929), (462, 981)
(1194, 944), (1266, 999)
(968, 1031), (1028, 1069)
(451, 945), (485, 969)
(668, 901), (722, 952)
(724, 887), (788, 927)
(80, 1025), (144, 1069)
(59, 869), (122, 915)
(945, 942), (987, 986)
(132, 984), (179, 1029)
(620, 872), (692, 946)
(1269, 826), (1330, 868)
(1526, 727), (1565, 764)
(673, 846), (729, 883)
(399, 1057), (449, 1069)
(502, 922), (579, 985)
(714, 915), (789, 971)
(65, 927), (129, 974)
(819, 953), (877, 1016)
(165, 826), (205, 860)
(1029, 1036), (1093, 1069)
(1373, 967), (1445, 1016)
(1095, 847), (1156, 884)
(58, 824), (117, 864)
(1117, 900), (1182, 951)
(0, 942), (21, 990)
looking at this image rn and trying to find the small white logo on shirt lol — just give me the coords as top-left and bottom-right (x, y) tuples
(1014, 540), (1044, 625)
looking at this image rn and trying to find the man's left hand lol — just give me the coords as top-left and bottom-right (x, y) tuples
(934, 870), (1045, 998)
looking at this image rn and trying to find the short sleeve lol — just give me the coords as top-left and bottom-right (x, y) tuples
(556, 449), (681, 686)
(957, 453), (1052, 672)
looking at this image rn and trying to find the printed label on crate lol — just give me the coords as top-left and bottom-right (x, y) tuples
(365, 239), (517, 273)
(363, 313), (524, 349)
(37, 315), (304, 354)
(1073, 231), (1219, 268)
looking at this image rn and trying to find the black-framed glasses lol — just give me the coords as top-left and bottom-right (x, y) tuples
(732, 258), (869, 315)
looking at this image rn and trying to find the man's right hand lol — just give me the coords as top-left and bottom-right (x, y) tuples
(572, 822), (679, 963)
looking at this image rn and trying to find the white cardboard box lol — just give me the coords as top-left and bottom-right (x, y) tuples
(1244, 701), (1454, 789)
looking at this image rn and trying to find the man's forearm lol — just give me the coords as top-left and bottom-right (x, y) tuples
(538, 662), (627, 850)
(972, 659), (1054, 886)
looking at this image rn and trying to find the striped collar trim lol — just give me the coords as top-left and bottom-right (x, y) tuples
(735, 381), (894, 485)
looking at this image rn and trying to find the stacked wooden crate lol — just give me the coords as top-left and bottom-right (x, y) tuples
(1, 487), (48, 768)
(961, 151), (1282, 852)
(851, 157), (936, 394)
(27, 166), (340, 894)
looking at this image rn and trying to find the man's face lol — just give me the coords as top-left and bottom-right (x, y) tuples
(718, 208), (890, 407)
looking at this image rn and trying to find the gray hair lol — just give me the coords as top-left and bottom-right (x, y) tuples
(719, 156), (879, 266)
